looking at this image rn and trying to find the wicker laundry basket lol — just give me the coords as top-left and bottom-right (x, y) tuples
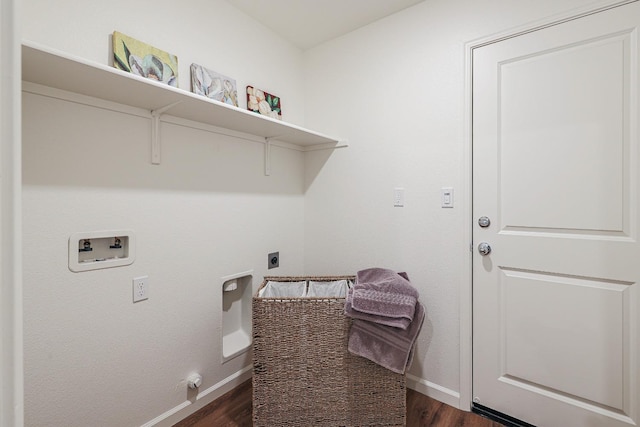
(252, 276), (406, 427)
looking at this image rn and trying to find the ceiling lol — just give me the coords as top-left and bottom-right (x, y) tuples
(225, 0), (425, 50)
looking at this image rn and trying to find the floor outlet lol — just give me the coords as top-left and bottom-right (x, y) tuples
(133, 276), (149, 302)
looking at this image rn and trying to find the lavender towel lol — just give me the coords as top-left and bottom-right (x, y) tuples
(350, 268), (418, 325)
(348, 301), (425, 374)
(345, 289), (413, 330)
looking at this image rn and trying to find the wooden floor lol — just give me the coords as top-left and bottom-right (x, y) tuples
(174, 379), (504, 427)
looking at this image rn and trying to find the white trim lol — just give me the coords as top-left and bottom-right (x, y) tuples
(459, 31), (474, 411)
(138, 401), (191, 427)
(140, 366), (253, 427)
(406, 374), (461, 409)
(152, 370), (457, 426)
(302, 141), (349, 152)
(461, 0), (639, 413)
(1, 0), (23, 425)
(194, 365), (252, 402)
(469, 0), (637, 50)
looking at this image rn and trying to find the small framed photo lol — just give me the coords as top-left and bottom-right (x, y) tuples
(112, 31), (178, 87)
(191, 63), (239, 107)
(246, 86), (282, 120)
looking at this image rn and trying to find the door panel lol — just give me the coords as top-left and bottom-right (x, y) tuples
(472, 3), (639, 426)
(501, 269), (626, 410)
(500, 34), (627, 233)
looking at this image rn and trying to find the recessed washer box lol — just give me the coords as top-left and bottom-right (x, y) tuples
(221, 270), (253, 363)
(68, 230), (135, 272)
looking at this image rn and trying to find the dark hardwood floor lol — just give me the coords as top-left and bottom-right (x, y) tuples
(174, 379), (504, 427)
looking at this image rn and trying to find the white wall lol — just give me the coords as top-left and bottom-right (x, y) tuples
(302, 0), (600, 406)
(21, 0), (308, 425)
(21, 0), (612, 424)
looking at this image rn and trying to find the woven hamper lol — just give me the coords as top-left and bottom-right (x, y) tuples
(252, 276), (406, 427)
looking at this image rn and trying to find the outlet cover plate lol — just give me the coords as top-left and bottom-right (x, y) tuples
(133, 276), (149, 302)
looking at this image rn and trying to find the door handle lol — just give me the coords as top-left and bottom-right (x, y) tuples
(478, 242), (491, 256)
(478, 216), (491, 227)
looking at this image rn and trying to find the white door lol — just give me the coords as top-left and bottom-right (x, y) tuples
(473, 2), (640, 426)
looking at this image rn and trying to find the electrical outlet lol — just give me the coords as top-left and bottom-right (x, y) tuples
(133, 276), (149, 302)
(268, 252), (279, 269)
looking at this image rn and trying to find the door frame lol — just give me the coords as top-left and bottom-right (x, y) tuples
(0, 0), (23, 426)
(460, 0), (638, 412)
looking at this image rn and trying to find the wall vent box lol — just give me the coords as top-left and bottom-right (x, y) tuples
(69, 230), (135, 272)
(221, 270), (253, 363)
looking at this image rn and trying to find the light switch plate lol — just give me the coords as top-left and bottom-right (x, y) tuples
(394, 187), (405, 207)
(441, 187), (454, 208)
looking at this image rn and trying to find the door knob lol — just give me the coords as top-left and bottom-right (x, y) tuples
(478, 216), (491, 227)
(478, 242), (491, 256)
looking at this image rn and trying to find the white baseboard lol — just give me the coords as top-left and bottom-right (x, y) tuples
(406, 374), (461, 410)
(142, 369), (462, 426)
(141, 365), (253, 427)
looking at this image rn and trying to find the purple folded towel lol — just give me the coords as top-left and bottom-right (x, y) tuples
(349, 268), (418, 325)
(348, 301), (425, 374)
(345, 289), (413, 330)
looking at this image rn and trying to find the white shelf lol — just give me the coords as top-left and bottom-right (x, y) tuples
(21, 41), (341, 148)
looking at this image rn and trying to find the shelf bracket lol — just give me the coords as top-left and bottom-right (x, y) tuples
(264, 138), (273, 176)
(150, 101), (182, 165)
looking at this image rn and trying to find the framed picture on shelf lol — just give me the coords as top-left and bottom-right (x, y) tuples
(246, 86), (282, 120)
(112, 31), (179, 87)
(190, 63), (238, 107)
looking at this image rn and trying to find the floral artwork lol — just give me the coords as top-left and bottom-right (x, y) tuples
(112, 31), (178, 87)
(246, 86), (282, 120)
(190, 64), (238, 107)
